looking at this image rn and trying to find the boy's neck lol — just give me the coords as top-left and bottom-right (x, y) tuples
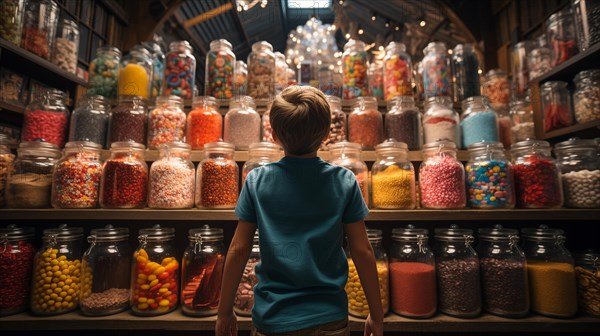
(284, 151), (318, 158)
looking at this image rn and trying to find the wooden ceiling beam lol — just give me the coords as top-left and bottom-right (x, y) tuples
(183, 2), (234, 28)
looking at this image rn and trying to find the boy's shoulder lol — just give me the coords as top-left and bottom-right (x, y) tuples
(249, 159), (356, 184)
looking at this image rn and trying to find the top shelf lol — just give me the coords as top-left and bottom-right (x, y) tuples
(529, 42), (600, 84)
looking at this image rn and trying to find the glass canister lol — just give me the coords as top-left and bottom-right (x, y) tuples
(0, 138), (16, 207)
(547, 7), (579, 67)
(496, 107), (512, 148)
(386, 97), (421, 150)
(275, 51), (288, 94)
(131, 225), (179, 316)
(20, 0), (58, 59)
(99, 141), (148, 209)
(51, 19), (79, 74)
(51, 141), (103, 209)
(247, 41), (275, 100)
(88, 46), (121, 100)
(367, 62), (384, 100)
(196, 141), (239, 209)
(148, 142), (195, 209)
(80, 225), (131, 316)
(317, 66), (342, 98)
(422, 96), (459, 145)
(511, 41), (534, 100)
(328, 141), (369, 206)
(574, 250), (600, 317)
(554, 138), (600, 208)
(451, 43), (480, 103)
(522, 225), (578, 317)
(107, 95), (148, 145)
(483, 69), (510, 111)
(342, 39), (369, 99)
(118, 48), (153, 99)
(205, 39), (235, 99)
(527, 42), (553, 80)
(383, 41), (413, 101)
(261, 103), (274, 144)
(68, 95), (109, 147)
(348, 97), (383, 149)
(234, 60), (248, 96)
(573, 0), (600, 51)
(22, 89), (69, 148)
(0, 0), (26, 44)
(224, 96), (261, 149)
(573, 69), (600, 124)
(345, 229), (389, 318)
(234, 231), (259, 316)
(419, 140), (466, 209)
(163, 41), (196, 99)
(30, 225), (83, 316)
(510, 99), (535, 143)
(140, 41), (164, 98)
(0, 225), (35, 316)
(242, 142), (281, 184)
(460, 96), (500, 148)
(321, 95), (346, 150)
(371, 139), (416, 209)
(422, 42), (452, 98)
(147, 95), (186, 149)
(6, 141), (61, 208)
(186, 96), (222, 150)
(540, 81), (574, 132)
(434, 225), (482, 318)
(389, 226), (436, 318)
(181, 225), (226, 316)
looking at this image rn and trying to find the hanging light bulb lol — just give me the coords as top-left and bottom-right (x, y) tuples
(385, 19), (390, 28)
(345, 33), (351, 39)
(419, 19), (427, 27)
(371, 13), (377, 21)
(395, 25), (400, 31)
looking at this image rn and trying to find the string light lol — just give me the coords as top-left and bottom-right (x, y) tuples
(419, 19), (427, 27)
(358, 28), (364, 35)
(385, 19), (390, 28)
(395, 25), (400, 31)
(371, 13), (377, 21)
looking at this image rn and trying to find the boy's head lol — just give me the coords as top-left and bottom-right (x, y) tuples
(270, 86), (331, 155)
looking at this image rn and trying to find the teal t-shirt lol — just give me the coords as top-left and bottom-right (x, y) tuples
(235, 156), (369, 333)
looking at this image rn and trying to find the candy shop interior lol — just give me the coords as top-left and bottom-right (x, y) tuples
(0, 0), (599, 335)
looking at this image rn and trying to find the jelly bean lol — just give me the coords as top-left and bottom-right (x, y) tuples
(513, 154), (563, 208)
(384, 56), (412, 100)
(343, 52), (369, 99)
(466, 160), (515, 209)
(22, 110), (68, 148)
(99, 152), (148, 209)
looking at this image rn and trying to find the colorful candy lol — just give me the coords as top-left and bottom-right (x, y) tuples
(422, 42), (452, 97)
(247, 41), (275, 99)
(383, 42), (413, 101)
(483, 70), (510, 110)
(368, 62), (384, 100)
(148, 151), (195, 209)
(342, 42), (369, 99)
(0, 0), (25, 45)
(419, 153), (466, 209)
(206, 40), (235, 99)
(163, 41), (196, 99)
(108, 97), (148, 145)
(348, 98), (383, 149)
(466, 160), (515, 208)
(543, 103), (572, 132)
(147, 97), (186, 150)
(51, 148), (102, 209)
(131, 249), (179, 315)
(88, 47), (121, 100)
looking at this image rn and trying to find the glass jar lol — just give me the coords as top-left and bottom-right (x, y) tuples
(68, 95), (109, 147)
(573, 0), (600, 51)
(234, 231), (259, 316)
(320, 96), (346, 150)
(460, 96), (499, 148)
(511, 41), (534, 100)
(386, 97), (422, 150)
(99, 141), (148, 209)
(541, 81), (574, 132)
(422, 96), (459, 145)
(419, 140), (466, 209)
(368, 62), (384, 100)
(6, 141), (61, 208)
(434, 225), (481, 318)
(205, 39), (235, 99)
(224, 96), (260, 149)
(0, 139), (15, 207)
(22, 89), (69, 148)
(147, 95), (186, 149)
(51, 141), (103, 209)
(574, 249), (600, 317)
(196, 141), (239, 209)
(509, 99), (535, 143)
(130, 225), (179, 316)
(348, 97), (383, 149)
(30, 225), (83, 316)
(414, 61), (424, 101)
(148, 142), (195, 209)
(511, 139), (563, 208)
(422, 42), (452, 98)
(318, 66), (342, 98)
(88, 46), (121, 100)
(554, 138), (600, 208)
(329, 141), (369, 206)
(163, 41), (196, 99)
(107, 95), (148, 146)
(234, 60), (248, 96)
(0, 0), (26, 45)
(547, 7), (579, 67)
(371, 140), (416, 209)
(389, 226), (436, 318)
(522, 225), (578, 317)
(496, 107), (512, 148)
(118, 48), (153, 99)
(275, 51), (288, 95)
(452, 43), (480, 103)
(345, 229), (389, 318)
(527, 43), (553, 80)
(181, 225), (226, 316)
(0, 225), (35, 316)
(242, 142), (281, 184)
(383, 41), (413, 101)
(140, 41), (164, 98)
(573, 69), (600, 124)
(477, 225), (529, 317)
(21, 0), (58, 59)
(342, 39), (369, 99)
(247, 41), (275, 100)
(261, 103), (274, 144)
(51, 19), (79, 74)
(466, 141), (515, 209)
(483, 69), (510, 110)
(80, 225), (131, 316)
(186, 96), (222, 150)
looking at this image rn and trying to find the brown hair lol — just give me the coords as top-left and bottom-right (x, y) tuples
(270, 86), (331, 155)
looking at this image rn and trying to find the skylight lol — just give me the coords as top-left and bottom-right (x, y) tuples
(288, 0), (331, 9)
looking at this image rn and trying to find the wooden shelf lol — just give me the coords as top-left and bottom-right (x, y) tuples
(542, 119), (600, 140)
(0, 101), (25, 114)
(529, 42), (600, 84)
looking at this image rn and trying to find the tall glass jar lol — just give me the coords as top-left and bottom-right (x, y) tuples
(22, 89), (69, 148)
(342, 39), (369, 99)
(383, 41), (413, 101)
(477, 225), (529, 317)
(345, 229), (389, 318)
(321, 96), (346, 150)
(130, 225), (179, 316)
(196, 141), (239, 209)
(140, 41), (164, 99)
(368, 62), (384, 100)
(329, 141), (369, 206)
(181, 225), (226, 316)
(147, 95), (186, 149)
(573, 69), (600, 124)
(234, 60), (248, 96)
(511, 41), (534, 100)
(389, 226), (436, 318)
(528, 41), (553, 80)
(522, 225), (578, 317)
(0, 0), (26, 44)
(118, 48), (153, 99)
(452, 43), (480, 103)
(30, 225), (83, 316)
(0, 138), (16, 207)
(422, 96), (459, 145)
(574, 249), (600, 317)
(554, 138), (600, 208)
(242, 142), (281, 184)
(573, 0), (600, 51)
(88, 46), (121, 100)
(21, 0), (58, 59)
(0, 225), (35, 316)
(435, 225), (481, 318)
(386, 96), (422, 150)
(99, 141), (148, 209)
(6, 141), (61, 208)
(186, 96), (222, 150)
(51, 19), (79, 74)
(541, 81), (574, 132)
(234, 231), (259, 316)
(80, 225), (131, 316)
(275, 51), (288, 94)
(422, 42), (452, 98)
(247, 41), (275, 100)
(163, 41), (196, 99)
(371, 140), (415, 209)
(107, 95), (148, 145)
(205, 39), (235, 99)
(547, 7), (579, 67)
(419, 140), (466, 209)
(460, 96), (499, 148)
(348, 97), (383, 149)
(510, 98), (535, 143)
(148, 142), (195, 209)
(318, 66), (342, 98)
(224, 96), (260, 149)
(69, 95), (109, 146)
(483, 69), (510, 111)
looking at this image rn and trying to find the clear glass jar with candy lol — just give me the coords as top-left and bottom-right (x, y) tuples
(509, 98), (535, 143)
(261, 102), (274, 144)
(181, 225), (226, 316)
(130, 225), (179, 316)
(80, 225), (131, 316)
(540, 81), (574, 132)
(345, 229), (389, 318)
(51, 19), (79, 74)
(348, 97), (383, 149)
(573, 249), (600, 317)
(118, 47), (153, 99)
(414, 61), (424, 102)
(521, 225), (578, 318)
(511, 41), (534, 100)
(496, 106), (512, 148)
(107, 95), (148, 145)
(422, 96), (460, 146)
(140, 41), (164, 98)
(234, 231), (259, 317)
(0, 225), (36, 316)
(318, 66), (342, 98)
(483, 69), (510, 111)
(186, 96), (222, 150)
(0, 135), (16, 207)
(460, 96), (499, 149)
(466, 141), (515, 209)
(242, 142), (281, 185)
(247, 41), (275, 100)
(0, 0), (27, 45)
(419, 140), (466, 209)
(224, 96), (261, 150)
(434, 225), (482, 318)
(20, 0), (58, 59)
(527, 40), (553, 80)
(147, 95), (186, 149)
(547, 7), (579, 67)
(367, 62), (384, 100)
(371, 139), (415, 209)
(274, 51), (288, 95)
(573, 0), (600, 52)
(554, 138), (600, 208)
(68, 94), (109, 147)
(196, 141), (239, 209)
(234, 60), (248, 96)
(99, 141), (148, 209)
(205, 39), (235, 99)
(6, 141), (61, 208)
(148, 142), (195, 209)
(328, 141), (369, 207)
(383, 41), (413, 101)
(573, 69), (600, 124)
(389, 225), (436, 318)
(422, 42), (452, 98)
(342, 39), (369, 99)
(30, 225), (83, 316)
(321, 95), (346, 150)
(451, 43), (480, 103)
(51, 141), (103, 209)
(163, 41), (196, 99)
(88, 46), (121, 100)
(22, 88), (69, 148)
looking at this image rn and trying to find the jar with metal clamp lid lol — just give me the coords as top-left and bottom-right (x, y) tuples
(574, 249), (600, 317)
(234, 231), (259, 316)
(0, 225), (36, 316)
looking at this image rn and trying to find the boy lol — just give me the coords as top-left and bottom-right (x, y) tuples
(216, 86), (384, 336)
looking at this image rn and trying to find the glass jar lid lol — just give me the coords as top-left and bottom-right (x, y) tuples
(252, 41), (273, 52)
(485, 68), (507, 79)
(189, 225), (224, 242)
(352, 96), (378, 109)
(110, 141), (146, 151)
(97, 46), (121, 58)
(510, 139), (551, 152)
(435, 225), (473, 242)
(423, 41), (447, 55)
(540, 80), (568, 90)
(64, 141), (102, 152)
(573, 249), (599, 269)
(521, 225), (565, 242)
(453, 43), (474, 54)
(375, 138), (408, 154)
(478, 224), (519, 241)
(344, 39), (366, 51)
(210, 39), (233, 50)
(139, 224), (175, 241)
(43, 224), (84, 242)
(424, 96), (452, 109)
(461, 95), (489, 111)
(192, 96), (218, 107)
(467, 140), (504, 152)
(367, 229), (382, 241)
(204, 141), (235, 152)
(574, 69), (600, 83)
(326, 95), (342, 109)
(17, 141), (62, 157)
(423, 139), (457, 151)
(160, 141), (191, 152)
(554, 137), (598, 152)
(385, 41), (407, 52)
(89, 225), (129, 242)
(392, 224), (429, 242)
(0, 224), (35, 241)
(328, 141), (362, 152)
(248, 141), (281, 154)
(169, 40), (193, 52)
(156, 95), (183, 107)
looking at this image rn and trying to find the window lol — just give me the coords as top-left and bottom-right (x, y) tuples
(288, 0), (331, 9)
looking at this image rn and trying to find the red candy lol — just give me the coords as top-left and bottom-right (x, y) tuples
(0, 240), (36, 316)
(419, 154), (466, 209)
(22, 110), (68, 147)
(513, 154), (563, 208)
(100, 155), (148, 208)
